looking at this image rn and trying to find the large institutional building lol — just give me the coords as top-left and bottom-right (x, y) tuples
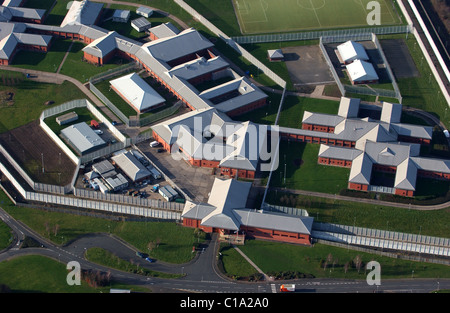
(1, 0), (449, 245)
(277, 97), (449, 197)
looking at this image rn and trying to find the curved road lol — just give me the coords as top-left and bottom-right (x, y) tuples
(1, 207), (449, 294)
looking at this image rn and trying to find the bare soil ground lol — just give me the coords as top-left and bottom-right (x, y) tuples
(0, 121), (77, 186)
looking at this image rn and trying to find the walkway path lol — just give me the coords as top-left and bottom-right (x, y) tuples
(233, 245), (271, 281)
(56, 41), (73, 74)
(0, 65), (141, 138)
(270, 187), (450, 211)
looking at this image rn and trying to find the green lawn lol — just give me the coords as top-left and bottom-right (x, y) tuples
(0, 190), (200, 264)
(58, 41), (131, 83)
(225, 241), (450, 280)
(0, 76), (86, 134)
(85, 247), (183, 279)
(265, 190), (450, 238)
(100, 5), (181, 41)
(0, 220), (13, 250)
(44, 0), (76, 26)
(10, 39), (72, 73)
(268, 141), (350, 193)
(44, 107), (97, 135)
(0, 255), (150, 293)
(234, 94), (340, 127)
(189, 0), (402, 35)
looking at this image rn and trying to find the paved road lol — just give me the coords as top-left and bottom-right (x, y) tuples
(1, 206), (450, 295)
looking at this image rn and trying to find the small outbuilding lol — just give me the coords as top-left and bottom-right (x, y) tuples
(131, 17), (151, 32)
(136, 6), (153, 18)
(112, 9), (130, 23)
(56, 111), (78, 126)
(267, 49), (284, 62)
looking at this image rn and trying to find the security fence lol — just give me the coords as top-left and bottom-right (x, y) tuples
(0, 144), (73, 195)
(319, 37), (345, 96)
(261, 202), (309, 217)
(312, 222), (450, 257)
(0, 158), (181, 220)
(320, 33), (402, 102)
(89, 82), (131, 126)
(74, 187), (184, 211)
(231, 25), (412, 44)
(89, 62), (139, 85)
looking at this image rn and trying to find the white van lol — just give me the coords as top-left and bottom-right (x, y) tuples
(150, 141), (159, 147)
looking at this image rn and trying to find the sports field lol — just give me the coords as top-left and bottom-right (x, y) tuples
(233, 0), (402, 34)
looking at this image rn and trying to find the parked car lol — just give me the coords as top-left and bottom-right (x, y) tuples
(136, 251), (146, 258)
(157, 148), (165, 153)
(145, 257), (155, 263)
(112, 121), (118, 126)
(94, 129), (103, 135)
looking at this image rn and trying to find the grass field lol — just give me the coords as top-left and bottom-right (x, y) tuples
(222, 241), (450, 280)
(233, 0), (402, 34)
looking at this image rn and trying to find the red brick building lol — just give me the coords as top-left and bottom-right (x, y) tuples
(182, 178), (314, 245)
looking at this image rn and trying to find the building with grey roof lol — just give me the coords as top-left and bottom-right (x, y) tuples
(131, 17), (151, 32)
(0, 22), (52, 64)
(111, 151), (151, 182)
(182, 178), (314, 245)
(112, 9), (130, 23)
(61, 122), (106, 155)
(148, 22), (180, 40)
(291, 98), (448, 197)
(136, 6), (153, 18)
(336, 40), (369, 64)
(151, 107), (268, 178)
(109, 72), (165, 113)
(60, 0), (103, 27)
(142, 28), (214, 65)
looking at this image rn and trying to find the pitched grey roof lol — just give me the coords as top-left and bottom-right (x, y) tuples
(61, 122), (106, 154)
(338, 97), (360, 118)
(233, 209), (314, 235)
(142, 28), (213, 63)
(111, 151), (151, 181)
(302, 111), (345, 127)
(337, 40), (369, 63)
(8, 6), (45, 20)
(60, 0), (103, 27)
(148, 22), (180, 39)
(394, 158), (417, 190)
(166, 56), (228, 81)
(380, 102), (402, 124)
(182, 178), (314, 234)
(346, 59), (379, 82)
(349, 153), (373, 185)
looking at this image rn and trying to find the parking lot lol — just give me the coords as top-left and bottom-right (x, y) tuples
(136, 141), (216, 203)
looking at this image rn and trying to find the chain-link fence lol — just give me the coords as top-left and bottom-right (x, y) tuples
(232, 25), (412, 44)
(312, 222), (450, 257)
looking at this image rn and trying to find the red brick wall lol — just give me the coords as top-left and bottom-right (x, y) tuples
(318, 157), (352, 168)
(395, 189), (414, 197)
(242, 226), (311, 245)
(348, 182), (368, 191)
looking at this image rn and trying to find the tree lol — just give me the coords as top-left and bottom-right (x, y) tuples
(53, 224), (60, 236)
(354, 255), (363, 273)
(147, 241), (156, 252)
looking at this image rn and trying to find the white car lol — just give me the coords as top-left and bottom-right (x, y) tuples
(94, 129), (103, 135)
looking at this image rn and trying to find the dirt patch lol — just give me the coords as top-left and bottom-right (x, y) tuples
(0, 120), (77, 186)
(0, 91), (14, 107)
